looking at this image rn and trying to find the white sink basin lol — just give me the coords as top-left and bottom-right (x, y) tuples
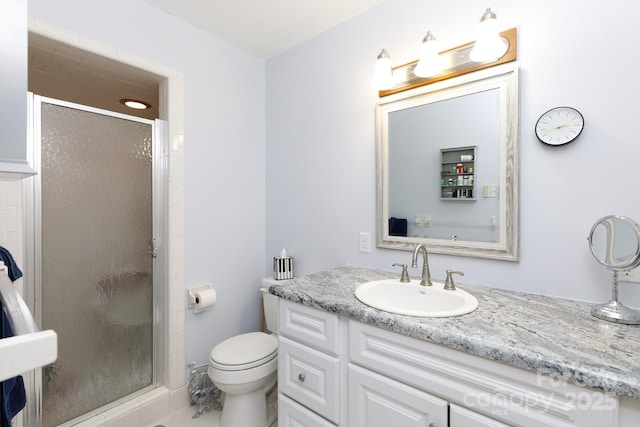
(354, 279), (478, 317)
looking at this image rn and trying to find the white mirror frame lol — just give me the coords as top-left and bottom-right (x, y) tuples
(376, 64), (519, 261)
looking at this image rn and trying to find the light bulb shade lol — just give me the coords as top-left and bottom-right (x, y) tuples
(370, 49), (395, 90)
(469, 8), (508, 62)
(414, 31), (443, 78)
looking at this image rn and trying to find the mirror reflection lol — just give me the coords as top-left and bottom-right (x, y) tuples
(388, 89), (500, 243)
(376, 65), (519, 260)
(589, 215), (640, 270)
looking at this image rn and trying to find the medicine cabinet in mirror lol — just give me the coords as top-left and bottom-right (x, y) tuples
(376, 64), (519, 260)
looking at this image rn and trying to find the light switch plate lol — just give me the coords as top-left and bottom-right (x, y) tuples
(359, 232), (371, 253)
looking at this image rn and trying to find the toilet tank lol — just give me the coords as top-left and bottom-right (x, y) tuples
(261, 287), (279, 334)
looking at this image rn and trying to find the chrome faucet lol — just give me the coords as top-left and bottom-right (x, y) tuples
(411, 244), (433, 286)
(392, 263), (410, 283)
(444, 270), (464, 291)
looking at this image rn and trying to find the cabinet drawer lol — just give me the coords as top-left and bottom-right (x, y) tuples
(348, 363), (447, 427)
(279, 393), (336, 427)
(450, 404), (511, 427)
(279, 299), (341, 355)
(279, 336), (340, 423)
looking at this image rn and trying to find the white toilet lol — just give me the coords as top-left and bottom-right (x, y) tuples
(208, 287), (279, 427)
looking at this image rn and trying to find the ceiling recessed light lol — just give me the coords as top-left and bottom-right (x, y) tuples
(120, 99), (151, 110)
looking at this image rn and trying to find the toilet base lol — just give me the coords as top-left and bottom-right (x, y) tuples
(220, 387), (268, 427)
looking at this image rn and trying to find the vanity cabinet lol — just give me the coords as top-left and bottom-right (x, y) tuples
(278, 299), (619, 427)
(440, 146), (476, 200)
(0, 0), (34, 179)
(278, 299), (345, 427)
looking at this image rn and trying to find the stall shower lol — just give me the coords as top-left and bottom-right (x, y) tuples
(28, 96), (164, 426)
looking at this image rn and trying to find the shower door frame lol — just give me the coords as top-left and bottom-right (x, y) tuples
(22, 94), (166, 427)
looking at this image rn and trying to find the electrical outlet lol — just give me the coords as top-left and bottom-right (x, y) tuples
(359, 232), (371, 253)
(619, 268), (640, 283)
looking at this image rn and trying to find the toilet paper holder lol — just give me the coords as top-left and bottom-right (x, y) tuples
(188, 283), (216, 313)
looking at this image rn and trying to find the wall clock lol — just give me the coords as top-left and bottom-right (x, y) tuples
(535, 106), (584, 146)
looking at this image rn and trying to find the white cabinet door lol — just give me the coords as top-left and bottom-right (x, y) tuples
(279, 394), (336, 427)
(349, 364), (447, 427)
(450, 404), (512, 427)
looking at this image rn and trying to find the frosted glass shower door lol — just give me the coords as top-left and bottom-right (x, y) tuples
(38, 100), (156, 426)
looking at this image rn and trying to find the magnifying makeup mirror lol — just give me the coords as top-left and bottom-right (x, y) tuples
(588, 215), (640, 324)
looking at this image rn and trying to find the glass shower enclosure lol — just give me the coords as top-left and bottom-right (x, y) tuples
(28, 96), (163, 426)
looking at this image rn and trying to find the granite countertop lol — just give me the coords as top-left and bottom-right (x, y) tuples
(267, 266), (640, 400)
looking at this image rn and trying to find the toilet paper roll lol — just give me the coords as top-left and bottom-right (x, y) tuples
(193, 288), (216, 312)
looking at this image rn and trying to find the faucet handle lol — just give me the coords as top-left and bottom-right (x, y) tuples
(444, 270), (464, 290)
(392, 263), (411, 283)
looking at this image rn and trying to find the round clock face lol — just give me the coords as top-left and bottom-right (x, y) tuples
(535, 106), (584, 146)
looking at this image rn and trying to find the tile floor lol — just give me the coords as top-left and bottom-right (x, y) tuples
(149, 405), (220, 427)
(150, 405), (278, 427)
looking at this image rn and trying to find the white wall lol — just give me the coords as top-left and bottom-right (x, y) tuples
(266, 0), (640, 305)
(25, 0), (640, 374)
(28, 0), (266, 369)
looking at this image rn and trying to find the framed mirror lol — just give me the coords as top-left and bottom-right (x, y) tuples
(376, 64), (519, 260)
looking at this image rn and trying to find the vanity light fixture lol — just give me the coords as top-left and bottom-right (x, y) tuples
(120, 98), (151, 110)
(413, 31), (443, 78)
(469, 8), (509, 62)
(370, 7), (515, 94)
(369, 49), (395, 90)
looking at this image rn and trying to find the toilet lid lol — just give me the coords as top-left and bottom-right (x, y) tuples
(210, 332), (277, 370)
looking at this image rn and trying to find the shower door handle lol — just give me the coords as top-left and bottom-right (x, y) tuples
(148, 237), (158, 258)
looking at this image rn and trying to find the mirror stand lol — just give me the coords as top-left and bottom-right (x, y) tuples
(588, 215), (640, 325)
(591, 271), (640, 325)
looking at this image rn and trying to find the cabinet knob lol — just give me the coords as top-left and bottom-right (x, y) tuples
(298, 373), (305, 382)
(428, 424), (438, 427)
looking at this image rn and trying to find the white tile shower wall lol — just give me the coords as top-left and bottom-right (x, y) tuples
(0, 180), (25, 427)
(0, 180), (24, 284)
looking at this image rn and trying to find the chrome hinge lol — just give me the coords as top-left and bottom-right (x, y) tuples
(148, 237), (158, 258)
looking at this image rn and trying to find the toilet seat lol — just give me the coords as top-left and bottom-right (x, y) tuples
(210, 332), (277, 371)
